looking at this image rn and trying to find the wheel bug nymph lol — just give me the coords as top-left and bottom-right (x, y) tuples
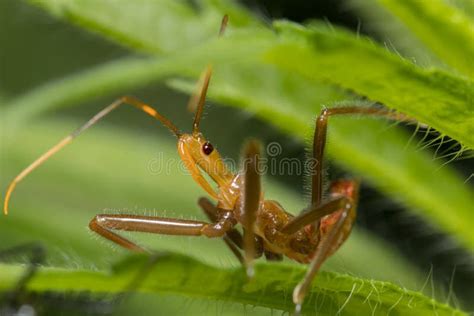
(4, 15), (413, 315)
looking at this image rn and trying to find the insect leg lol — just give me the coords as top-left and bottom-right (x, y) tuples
(281, 196), (351, 235)
(311, 106), (411, 208)
(292, 200), (354, 315)
(198, 197), (244, 263)
(198, 197), (264, 264)
(89, 213), (237, 252)
(240, 139), (262, 278)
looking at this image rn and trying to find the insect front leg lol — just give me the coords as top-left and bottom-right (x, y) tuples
(198, 197), (264, 264)
(239, 139), (262, 278)
(199, 197), (244, 263)
(89, 213), (237, 252)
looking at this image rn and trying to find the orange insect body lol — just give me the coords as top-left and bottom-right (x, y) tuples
(177, 128), (358, 264)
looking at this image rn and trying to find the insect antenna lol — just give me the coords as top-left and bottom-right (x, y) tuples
(189, 15), (228, 133)
(3, 96), (181, 215)
(191, 66), (212, 135)
(219, 14), (229, 36)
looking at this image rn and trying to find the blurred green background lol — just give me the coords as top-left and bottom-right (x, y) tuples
(1, 0), (473, 315)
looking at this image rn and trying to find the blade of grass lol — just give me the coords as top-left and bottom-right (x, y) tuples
(0, 254), (466, 316)
(347, 0), (474, 76)
(446, 0), (474, 19)
(264, 21), (474, 150)
(27, 0), (260, 54)
(3, 57), (177, 129)
(346, 0), (443, 68)
(375, 0), (474, 78)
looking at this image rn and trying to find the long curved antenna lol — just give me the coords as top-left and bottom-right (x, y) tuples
(3, 96), (181, 215)
(4, 137), (72, 215)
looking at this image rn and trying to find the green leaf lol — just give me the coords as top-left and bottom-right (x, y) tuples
(28, 0), (260, 54)
(446, 0), (474, 20)
(375, 0), (474, 77)
(0, 254), (466, 316)
(265, 21), (474, 150)
(348, 0), (474, 75)
(345, 0), (438, 69)
(25, 0), (474, 149)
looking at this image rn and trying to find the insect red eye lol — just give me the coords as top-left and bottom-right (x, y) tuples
(202, 142), (214, 155)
